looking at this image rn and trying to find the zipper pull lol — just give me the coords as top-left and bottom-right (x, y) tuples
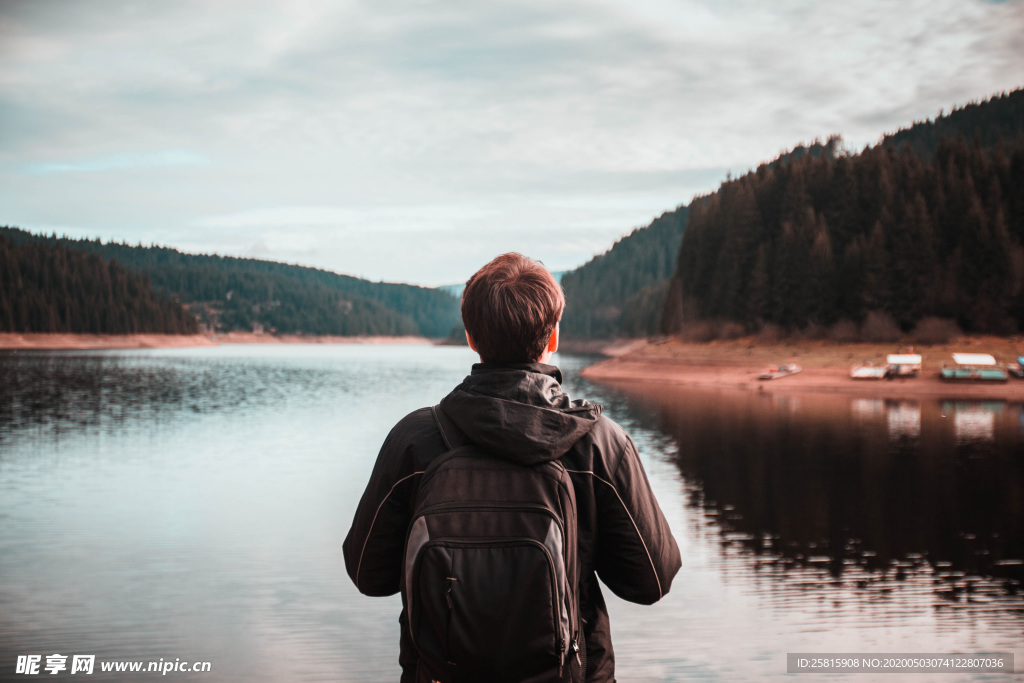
(573, 639), (581, 667)
(444, 576), (457, 610)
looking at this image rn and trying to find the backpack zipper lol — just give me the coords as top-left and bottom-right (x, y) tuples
(410, 503), (573, 645)
(408, 537), (565, 667)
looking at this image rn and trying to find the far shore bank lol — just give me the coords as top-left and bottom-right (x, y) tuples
(6, 332), (1023, 400)
(0, 332), (433, 351)
(580, 336), (1024, 400)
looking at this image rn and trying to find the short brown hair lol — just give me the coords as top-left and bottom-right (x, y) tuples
(461, 253), (565, 364)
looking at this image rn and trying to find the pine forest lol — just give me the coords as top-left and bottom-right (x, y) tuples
(0, 234), (198, 334)
(664, 89), (1024, 338)
(0, 228), (460, 338)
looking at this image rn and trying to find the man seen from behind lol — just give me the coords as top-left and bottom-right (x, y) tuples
(343, 252), (682, 682)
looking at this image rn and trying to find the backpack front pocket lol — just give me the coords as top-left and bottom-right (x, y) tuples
(410, 539), (566, 683)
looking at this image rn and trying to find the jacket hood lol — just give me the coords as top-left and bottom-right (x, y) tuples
(438, 363), (603, 465)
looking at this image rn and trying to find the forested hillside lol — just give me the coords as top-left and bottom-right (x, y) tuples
(0, 234), (198, 334)
(560, 207), (687, 338)
(557, 138), (845, 340)
(663, 89), (1024, 337)
(882, 89), (1024, 159)
(0, 228), (459, 337)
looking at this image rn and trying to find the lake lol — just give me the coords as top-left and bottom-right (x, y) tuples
(1, 344), (1021, 681)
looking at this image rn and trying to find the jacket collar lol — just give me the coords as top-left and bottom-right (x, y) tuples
(470, 362), (563, 385)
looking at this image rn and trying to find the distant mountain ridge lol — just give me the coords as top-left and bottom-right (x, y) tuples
(0, 227), (460, 338)
(558, 88), (1024, 341)
(7, 89), (1020, 341)
(662, 87), (1024, 338)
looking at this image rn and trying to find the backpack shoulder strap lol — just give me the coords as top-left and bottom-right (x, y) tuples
(430, 404), (468, 450)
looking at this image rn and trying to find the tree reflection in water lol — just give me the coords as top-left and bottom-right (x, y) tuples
(601, 383), (1023, 625)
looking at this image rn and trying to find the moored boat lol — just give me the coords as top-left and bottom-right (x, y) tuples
(939, 353), (1008, 382)
(1008, 356), (1024, 379)
(886, 354), (922, 378)
(850, 362), (888, 379)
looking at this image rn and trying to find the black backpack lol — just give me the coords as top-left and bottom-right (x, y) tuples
(401, 406), (585, 683)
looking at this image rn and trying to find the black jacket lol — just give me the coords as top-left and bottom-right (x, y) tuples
(343, 363), (681, 682)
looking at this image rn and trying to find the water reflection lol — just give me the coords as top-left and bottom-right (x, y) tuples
(0, 345), (482, 683)
(942, 401), (1003, 444)
(851, 399), (922, 440)
(0, 351), (349, 440)
(2, 349), (1021, 681)
(886, 400), (920, 440)
(851, 398), (885, 421)
(604, 384), (1024, 625)
(0, 346), (462, 446)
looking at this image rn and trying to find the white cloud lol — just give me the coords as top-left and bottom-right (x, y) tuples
(1, 0), (1022, 284)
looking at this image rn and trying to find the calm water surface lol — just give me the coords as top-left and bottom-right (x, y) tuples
(0, 345), (1021, 681)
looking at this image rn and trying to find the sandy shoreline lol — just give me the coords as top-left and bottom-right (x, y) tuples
(581, 337), (1024, 400)
(5, 332), (1023, 400)
(0, 332), (433, 351)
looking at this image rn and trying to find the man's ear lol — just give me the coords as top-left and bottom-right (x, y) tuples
(547, 324), (559, 353)
(465, 330), (477, 352)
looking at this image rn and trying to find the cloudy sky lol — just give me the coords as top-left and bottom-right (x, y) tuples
(2, 0), (1022, 286)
